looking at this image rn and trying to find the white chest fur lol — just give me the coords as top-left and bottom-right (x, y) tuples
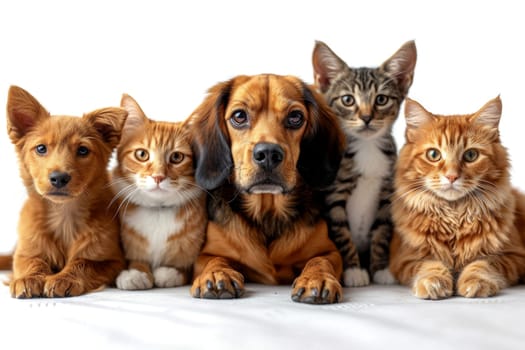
(346, 138), (390, 252)
(123, 207), (183, 267)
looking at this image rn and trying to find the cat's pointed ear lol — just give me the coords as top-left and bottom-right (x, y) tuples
(312, 40), (347, 93)
(381, 40), (417, 96)
(472, 96), (502, 129)
(120, 94), (149, 142)
(404, 98), (433, 141)
(6, 85), (50, 143)
(84, 107), (128, 149)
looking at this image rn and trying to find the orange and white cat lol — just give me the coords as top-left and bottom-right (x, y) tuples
(111, 94), (206, 290)
(390, 96), (525, 299)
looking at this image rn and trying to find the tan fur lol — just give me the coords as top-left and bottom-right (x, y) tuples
(189, 74), (345, 304)
(6, 85), (127, 298)
(111, 95), (206, 289)
(0, 255), (12, 270)
(390, 96), (525, 299)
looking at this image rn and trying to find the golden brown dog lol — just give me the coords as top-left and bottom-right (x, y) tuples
(6, 86), (127, 298)
(189, 74), (345, 304)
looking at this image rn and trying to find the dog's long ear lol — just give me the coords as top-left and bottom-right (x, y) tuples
(84, 107), (129, 149)
(298, 84), (345, 189)
(6, 85), (50, 143)
(188, 80), (234, 190)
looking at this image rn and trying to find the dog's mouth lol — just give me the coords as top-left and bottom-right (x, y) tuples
(45, 191), (72, 201)
(248, 183), (285, 194)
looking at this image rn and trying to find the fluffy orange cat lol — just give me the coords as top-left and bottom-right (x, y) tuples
(390, 96), (525, 299)
(111, 94), (207, 289)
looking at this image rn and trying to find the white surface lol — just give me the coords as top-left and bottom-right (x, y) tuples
(1, 2), (525, 349)
(1, 272), (524, 350)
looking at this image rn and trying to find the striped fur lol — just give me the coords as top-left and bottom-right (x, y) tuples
(390, 97), (525, 299)
(312, 40), (417, 286)
(111, 94), (206, 290)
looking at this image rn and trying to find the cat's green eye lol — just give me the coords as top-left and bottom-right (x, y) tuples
(426, 148), (441, 162)
(341, 95), (355, 107)
(375, 94), (389, 106)
(170, 151), (184, 164)
(463, 149), (479, 163)
(135, 149), (149, 162)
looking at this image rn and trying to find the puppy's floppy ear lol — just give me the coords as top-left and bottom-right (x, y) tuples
(298, 83), (345, 188)
(84, 107), (129, 149)
(6, 85), (50, 143)
(189, 79), (234, 190)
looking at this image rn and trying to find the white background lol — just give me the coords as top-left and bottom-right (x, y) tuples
(1, 0), (524, 253)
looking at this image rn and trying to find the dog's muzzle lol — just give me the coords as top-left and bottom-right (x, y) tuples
(249, 142), (286, 194)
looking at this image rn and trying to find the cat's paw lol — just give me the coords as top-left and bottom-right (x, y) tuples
(153, 267), (186, 288)
(116, 269), (153, 290)
(457, 261), (506, 298)
(10, 275), (45, 298)
(343, 267), (370, 287)
(44, 274), (85, 297)
(412, 274), (453, 300)
(373, 268), (397, 285)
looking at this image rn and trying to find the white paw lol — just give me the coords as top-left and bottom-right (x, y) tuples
(344, 267), (370, 287)
(153, 267), (186, 288)
(373, 268), (397, 285)
(116, 269), (153, 290)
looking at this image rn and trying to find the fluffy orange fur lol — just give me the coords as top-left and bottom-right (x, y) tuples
(390, 96), (525, 299)
(111, 94), (206, 289)
(189, 74), (345, 304)
(6, 86), (127, 298)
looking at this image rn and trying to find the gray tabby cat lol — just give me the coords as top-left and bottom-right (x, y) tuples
(312, 40), (417, 286)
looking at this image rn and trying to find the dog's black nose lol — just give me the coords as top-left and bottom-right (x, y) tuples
(253, 143), (284, 171)
(49, 171), (71, 189)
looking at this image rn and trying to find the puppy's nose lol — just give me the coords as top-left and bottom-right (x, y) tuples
(253, 143), (284, 171)
(49, 171), (71, 189)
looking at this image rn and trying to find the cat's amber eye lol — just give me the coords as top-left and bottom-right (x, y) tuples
(135, 149), (149, 162)
(375, 94), (389, 106)
(341, 94), (355, 107)
(426, 148), (441, 162)
(169, 151), (184, 164)
(463, 149), (479, 163)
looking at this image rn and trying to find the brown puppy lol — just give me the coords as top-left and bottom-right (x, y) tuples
(189, 74), (345, 304)
(6, 86), (127, 298)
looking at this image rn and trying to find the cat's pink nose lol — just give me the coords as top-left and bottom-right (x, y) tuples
(152, 175), (165, 184)
(446, 174), (458, 183)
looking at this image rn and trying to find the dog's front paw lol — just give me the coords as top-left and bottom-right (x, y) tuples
(343, 267), (370, 287)
(191, 268), (245, 299)
(154, 267), (186, 288)
(10, 275), (45, 298)
(292, 272), (342, 304)
(457, 261), (505, 298)
(44, 275), (84, 297)
(116, 269), (154, 290)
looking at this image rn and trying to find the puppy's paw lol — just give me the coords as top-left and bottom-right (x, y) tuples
(457, 261), (505, 298)
(44, 275), (84, 297)
(343, 267), (370, 287)
(412, 274), (453, 300)
(291, 272), (342, 304)
(116, 269), (154, 290)
(191, 268), (245, 299)
(10, 275), (45, 298)
(373, 268), (397, 285)
(154, 267), (186, 288)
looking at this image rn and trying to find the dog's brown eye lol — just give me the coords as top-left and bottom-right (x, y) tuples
(135, 149), (149, 162)
(230, 110), (249, 128)
(286, 110), (305, 129)
(169, 151), (184, 164)
(77, 146), (90, 157)
(35, 144), (47, 155)
(375, 94), (389, 106)
(341, 95), (355, 107)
